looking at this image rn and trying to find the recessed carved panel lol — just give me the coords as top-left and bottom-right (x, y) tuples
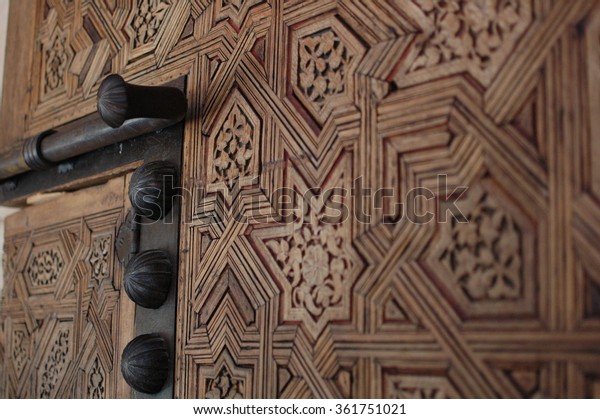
(129, 0), (171, 48)
(265, 213), (353, 322)
(440, 190), (523, 302)
(288, 17), (365, 127)
(205, 366), (245, 399)
(399, 0), (533, 86)
(38, 325), (71, 398)
(425, 182), (537, 319)
(11, 329), (29, 379)
(197, 351), (253, 399)
(297, 29), (350, 114)
(411, 0), (524, 71)
(255, 154), (364, 338)
(26, 247), (64, 289)
(206, 89), (261, 191)
(212, 105), (254, 183)
(89, 235), (112, 284)
(43, 25), (72, 96)
(88, 357), (106, 399)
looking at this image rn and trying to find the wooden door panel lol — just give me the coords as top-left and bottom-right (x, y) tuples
(0, 177), (135, 398)
(1, 0), (600, 398)
(177, 0), (600, 398)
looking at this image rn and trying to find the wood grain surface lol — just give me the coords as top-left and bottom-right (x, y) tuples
(1, 0), (599, 398)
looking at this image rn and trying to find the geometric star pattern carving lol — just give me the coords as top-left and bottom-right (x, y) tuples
(0, 178), (134, 398)
(3, 0), (600, 399)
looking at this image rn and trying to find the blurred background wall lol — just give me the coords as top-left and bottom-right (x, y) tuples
(0, 1), (19, 294)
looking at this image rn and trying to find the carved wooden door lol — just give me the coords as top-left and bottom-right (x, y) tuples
(1, 0), (600, 398)
(0, 177), (136, 398)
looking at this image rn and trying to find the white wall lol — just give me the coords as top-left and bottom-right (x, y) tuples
(0, 0), (7, 97)
(0, 1), (19, 293)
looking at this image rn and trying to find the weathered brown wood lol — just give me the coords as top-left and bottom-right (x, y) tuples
(1, 0), (600, 399)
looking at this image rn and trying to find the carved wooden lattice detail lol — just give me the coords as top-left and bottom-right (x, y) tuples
(211, 99), (256, 186)
(89, 235), (111, 283)
(440, 190), (523, 301)
(11, 330), (28, 378)
(39, 327), (71, 398)
(0, 178), (135, 398)
(205, 366), (244, 399)
(266, 217), (351, 319)
(26, 248), (64, 288)
(3, 0), (600, 399)
(258, 154), (362, 337)
(400, 0), (533, 86)
(410, 0), (525, 71)
(206, 88), (261, 193)
(288, 17), (365, 128)
(44, 25), (71, 95)
(88, 357), (106, 399)
(297, 29), (350, 115)
(130, 0), (172, 48)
